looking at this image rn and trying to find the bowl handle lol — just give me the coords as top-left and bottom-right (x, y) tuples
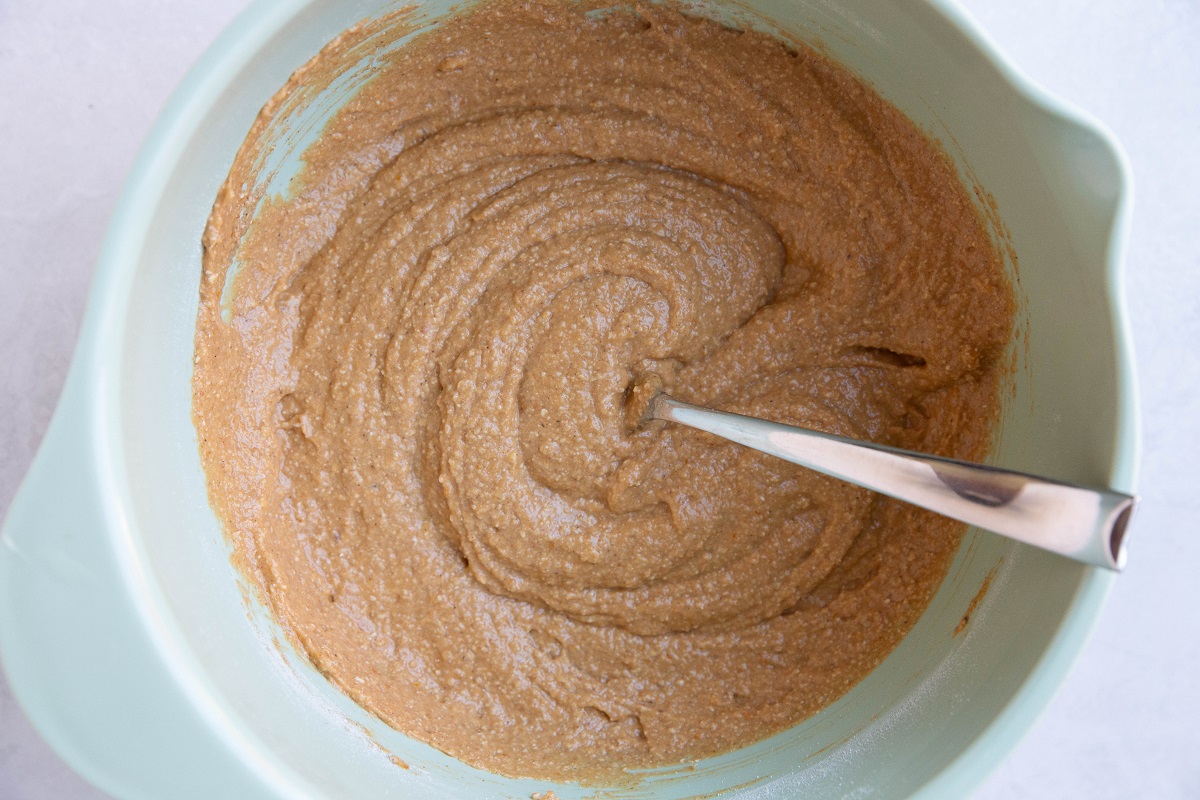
(0, 367), (272, 799)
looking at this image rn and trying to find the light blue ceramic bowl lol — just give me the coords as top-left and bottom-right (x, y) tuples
(0, 0), (1136, 797)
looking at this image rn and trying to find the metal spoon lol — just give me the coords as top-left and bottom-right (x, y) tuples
(645, 393), (1136, 571)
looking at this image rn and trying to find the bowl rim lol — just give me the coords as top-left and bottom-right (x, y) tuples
(0, 0), (1138, 797)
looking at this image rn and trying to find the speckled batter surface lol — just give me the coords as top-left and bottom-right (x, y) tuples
(193, 0), (1013, 781)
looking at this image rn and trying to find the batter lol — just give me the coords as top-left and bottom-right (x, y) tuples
(194, 0), (1014, 780)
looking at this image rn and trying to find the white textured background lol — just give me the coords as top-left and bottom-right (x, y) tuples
(1, 1), (1197, 797)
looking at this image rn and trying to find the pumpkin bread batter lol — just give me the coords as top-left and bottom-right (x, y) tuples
(194, 0), (1014, 781)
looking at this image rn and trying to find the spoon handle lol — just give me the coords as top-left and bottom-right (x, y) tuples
(650, 395), (1135, 571)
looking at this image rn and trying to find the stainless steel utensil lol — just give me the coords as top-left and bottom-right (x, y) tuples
(647, 393), (1136, 570)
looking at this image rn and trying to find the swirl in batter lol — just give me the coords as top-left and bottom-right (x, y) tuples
(194, 0), (1014, 780)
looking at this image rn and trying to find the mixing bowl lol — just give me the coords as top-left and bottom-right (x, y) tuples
(0, 0), (1137, 797)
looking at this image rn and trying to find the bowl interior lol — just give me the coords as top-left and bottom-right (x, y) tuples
(112, 0), (1132, 796)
